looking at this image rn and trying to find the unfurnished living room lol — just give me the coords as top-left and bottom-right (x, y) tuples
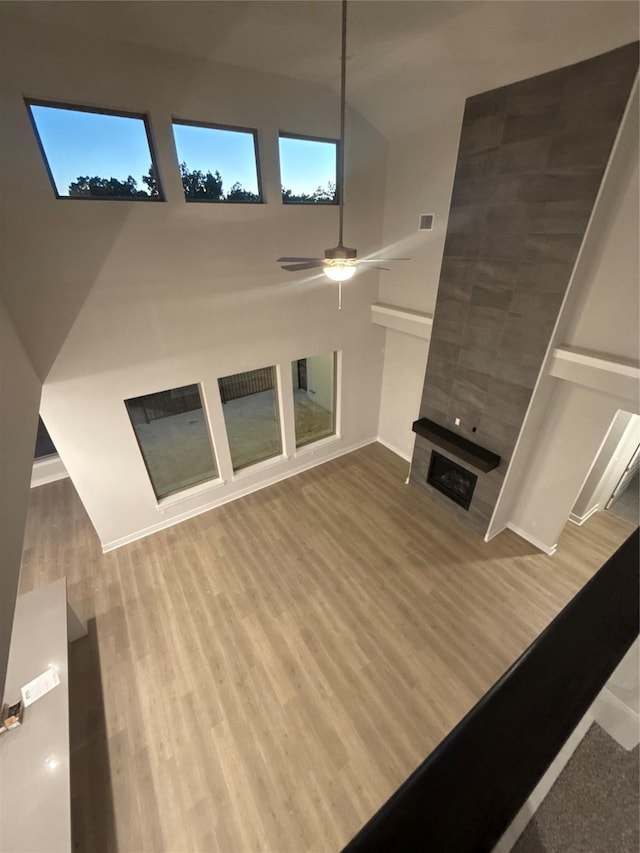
(0, 2), (639, 852)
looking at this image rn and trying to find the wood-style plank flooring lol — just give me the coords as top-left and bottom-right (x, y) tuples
(18, 443), (635, 853)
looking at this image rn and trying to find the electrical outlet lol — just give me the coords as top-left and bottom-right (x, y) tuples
(454, 417), (460, 426)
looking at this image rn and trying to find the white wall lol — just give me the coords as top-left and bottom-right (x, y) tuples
(377, 330), (430, 461)
(488, 80), (639, 545)
(0, 23), (387, 550)
(563, 135), (640, 361)
(508, 382), (638, 552)
(572, 411), (639, 521)
(0, 298), (41, 695)
(592, 638), (640, 752)
(375, 109), (462, 457)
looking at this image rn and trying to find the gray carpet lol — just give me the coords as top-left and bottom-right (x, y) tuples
(514, 724), (639, 853)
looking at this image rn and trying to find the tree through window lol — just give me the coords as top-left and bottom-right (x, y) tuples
(172, 120), (262, 203)
(26, 100), (163, 200)
(279, 133), (338, 204)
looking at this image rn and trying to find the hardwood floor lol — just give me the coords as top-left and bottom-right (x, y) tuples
(18, 443), (635, 853)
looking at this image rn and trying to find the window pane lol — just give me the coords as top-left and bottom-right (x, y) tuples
(27, 102), (161, 199)
(172, 121), (261, 202)
(218, 367), (282, 471)
(279, 135), (337, 204)
(125, 384), (217, 499)
(292, 354), (336, 447)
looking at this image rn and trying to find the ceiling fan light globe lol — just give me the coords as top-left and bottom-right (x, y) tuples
(324, 263), (356, 282)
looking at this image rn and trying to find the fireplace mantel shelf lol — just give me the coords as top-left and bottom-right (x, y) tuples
(412, 418), (501, 473)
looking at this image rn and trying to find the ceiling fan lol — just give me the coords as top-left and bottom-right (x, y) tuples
(277, 0), (409, 303)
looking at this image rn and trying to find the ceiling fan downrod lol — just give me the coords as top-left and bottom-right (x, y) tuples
(276, 0), (411, 294)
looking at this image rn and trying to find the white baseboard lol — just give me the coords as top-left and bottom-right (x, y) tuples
(31, 455), (69, 488)
(506, 523), (557, 556)
(492, 710), (594, 852)
(591, 686), (640, 751)
(376, 435), (412, 462)
(568, 504), (600, 526)
(102, 435), (378, 552)
(484, 523), (508, 542)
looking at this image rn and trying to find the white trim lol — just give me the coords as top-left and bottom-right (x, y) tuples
(371, 302), (433, 339)
(156, 476), (226, 509)
(506, 523), (557, 556)
(553, 346), (640, 377)
(492, 711), (594, 852)
(568, 504), (600, 526)
(591, 686), (640, 751)
(484, 523), (508, 542)
(31, 454), (69, 488)
(231, 453), (287, 481)
(376, 435), (412, 462)
(294, 433), (341, 458)
(101, 435), (377, 552)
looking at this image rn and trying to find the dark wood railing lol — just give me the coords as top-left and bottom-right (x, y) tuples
(126, 385), (202, 424)
(342, 527), (639, 853)
(218, 367), (274, 404)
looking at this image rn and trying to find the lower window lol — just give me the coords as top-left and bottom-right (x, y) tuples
(218, 367), (282, 472)
(292, 353), (336, 448)
(125, 384), (218, 499)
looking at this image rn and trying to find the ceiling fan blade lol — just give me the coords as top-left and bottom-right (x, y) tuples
(372, 266), (391, 271)
(277, 256), (324, 263)
(281, 262), (326, 272)
(359, 258), (411, 263)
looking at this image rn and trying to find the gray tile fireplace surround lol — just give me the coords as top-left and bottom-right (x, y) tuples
(411, 41), (639, 536)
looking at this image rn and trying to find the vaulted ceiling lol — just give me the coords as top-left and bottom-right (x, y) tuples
(2, 1), (637, 139)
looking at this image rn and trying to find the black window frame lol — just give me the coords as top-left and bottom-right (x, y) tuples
(25, 98), (165, 202)
(278, 131), (340, 206)
(172, 117), (264, 204)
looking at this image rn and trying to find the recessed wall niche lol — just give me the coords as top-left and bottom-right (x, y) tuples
(410, 41), (639, 535)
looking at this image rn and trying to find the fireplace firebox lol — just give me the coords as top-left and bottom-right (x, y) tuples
(427, 451), (477, 510)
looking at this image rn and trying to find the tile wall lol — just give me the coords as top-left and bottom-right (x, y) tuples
(411, 42), (639, 535)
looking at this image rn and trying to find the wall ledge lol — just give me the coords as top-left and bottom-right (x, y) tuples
(550, 346), (640, 406)
(371, 303), (433, 339)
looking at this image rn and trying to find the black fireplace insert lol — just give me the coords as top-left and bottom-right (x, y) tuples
(427, 451), (478, 510)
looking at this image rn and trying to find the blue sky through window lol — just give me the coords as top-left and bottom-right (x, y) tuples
(29, 104), (155, 196)
(172, 123), (260, 195)
(279, 136), (336, 196)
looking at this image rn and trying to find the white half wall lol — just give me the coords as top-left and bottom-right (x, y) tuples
(0, 298), (41, 696)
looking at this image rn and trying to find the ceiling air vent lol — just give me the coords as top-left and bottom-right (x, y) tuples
(419, 214), (434, 231)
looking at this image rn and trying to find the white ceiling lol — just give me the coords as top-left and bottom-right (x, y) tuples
(2, 1), (638, 138)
